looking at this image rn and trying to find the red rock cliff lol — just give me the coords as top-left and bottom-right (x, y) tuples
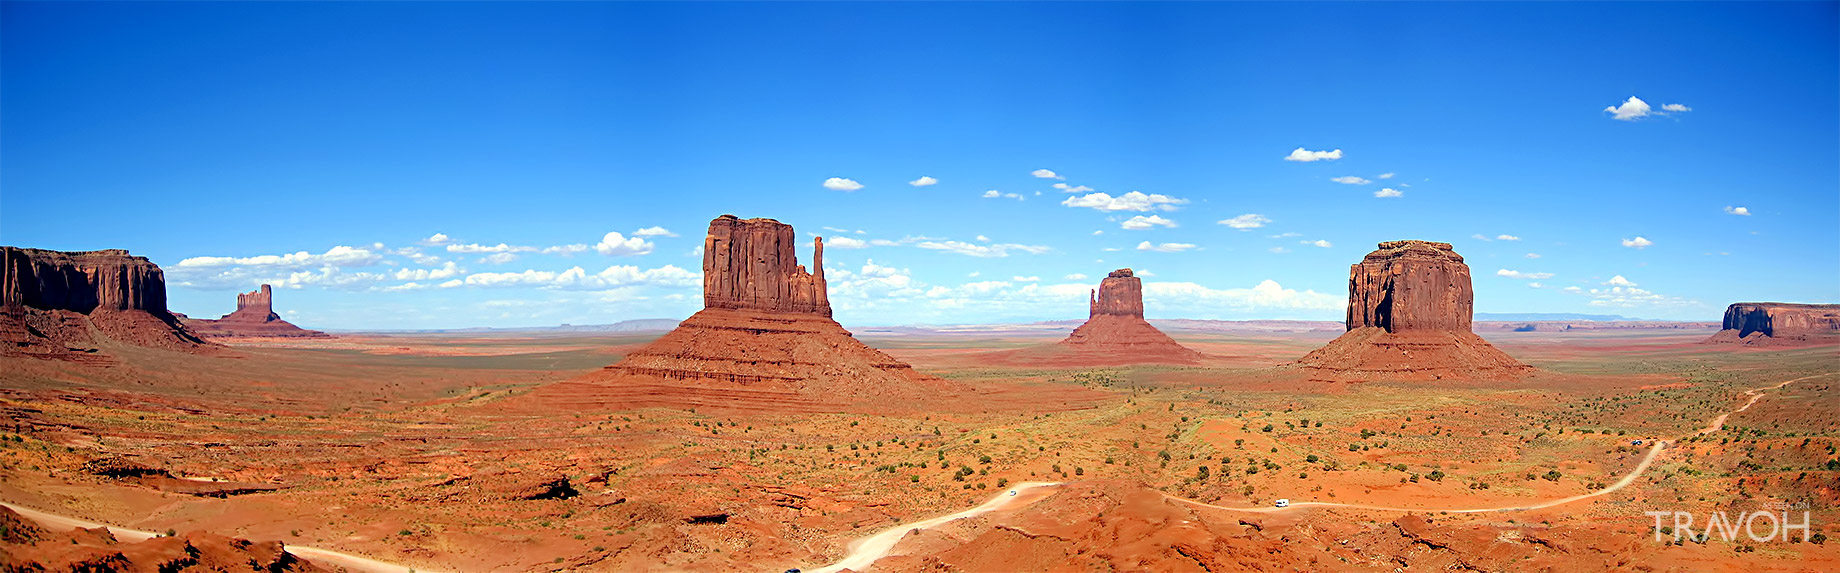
(1, 246), (210, 356)
(1345, 240), (1473, 333)
(703, 215), (829, 317)
(222, 284), (281, 322)
(1089, 269), (1145, 318)
(1705, 302), (1840, 345)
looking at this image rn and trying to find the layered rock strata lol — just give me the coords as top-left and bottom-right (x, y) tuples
(1, 247), (211, 358)
(1704, 303), (1840, 346)
(1296, 241), (1529, 381)
(182, 284), (330, 339)
(535, 215), (962, 412)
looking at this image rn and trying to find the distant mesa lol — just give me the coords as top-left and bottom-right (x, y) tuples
(1295, 240), (1530, 381)
(1, 246), (213, 359)
(1703, 302), (1840, 346)
(1052, 269), (1202, 365)
(532, 214), (965, 412)
(182, 284), (330, 339)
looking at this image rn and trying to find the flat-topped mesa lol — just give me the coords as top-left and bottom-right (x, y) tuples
(1089, 268), (1145, 318)
(703, 215), (830, 317)
(1296, 240), (1527, 381)
(1, 246), (211, 356)
(224, 284), (281, 322)
(1705, 302), (1840, 345)
(1346, 240), (1472, 333)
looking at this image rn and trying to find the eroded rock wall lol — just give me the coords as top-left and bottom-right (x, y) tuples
(1346, 240), (1473, 333)
(703, 215), (829, 317)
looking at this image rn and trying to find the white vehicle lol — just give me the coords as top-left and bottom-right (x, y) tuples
(1274, 499), (1290, 508)
(1008, 490), (1017, 496)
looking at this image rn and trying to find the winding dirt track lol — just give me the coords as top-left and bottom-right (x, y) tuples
(810, 481), (1064, 573)
(0, 501), (430, 573)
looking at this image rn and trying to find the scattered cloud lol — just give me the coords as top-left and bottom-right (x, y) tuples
(1284, 147), (1343, 162)
(982, 190), (1023, 200)
(1052, 183), (1093, 194)
(1091, 230), (1104, 236)
(1496, 234), (1520, 241)
(1012, 276), (1041, 282)
(480, 252), (520, 264)
(1268, 232), (1301, 238)
(1061, 191), (1188, 212)
(1621, 236), (1654, 249)
(1269, 247), (1290, 254)
(1137, 241), (1197, 253)
(1121, 215), (1178, 230)
(633, 226), (678, 237)
(1662, 103), (1692, 112)
(1496, 269), (1554, 279)
(826, 236), (869, 249)
(822, 177), (864, 191)
(176, 246), (384, 270)
(1302, 239), (1332, 248)
(1064, 273), (1088, 280)
(1604, 96), (1654, 120)
(1331, 176), (1371, 185)
(1031, 169), (1064, 180)
(1724, 206), (1751, 216)
(393, 262), (463, 281)
(1525, 253), (1541, 259)
(1374, 188), (1403, 198)
(595, 231), (655, 256)
(1146, 280), (1340, 312)
(1377, 173), (1396, 180)
(1606, 275), (1638, 287)
(909, 176), (938, 187)
(451, 264), (698, 290)
(915, 240), (1050, 258)
(420, 233), (451, 246)
(1218, 214), (1270, 229)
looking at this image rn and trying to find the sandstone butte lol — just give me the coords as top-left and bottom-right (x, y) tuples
(182, 284), (331, 339)
(1051, 268), (1202, 365)
(0, 246), (212, 358)
(532, 215), (965, 412)
(1703, 302), (1840, 346)
(1294, 240), (1530, 381)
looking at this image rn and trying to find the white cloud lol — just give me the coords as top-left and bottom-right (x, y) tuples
(1052, 183), (1094, 193)
(1525, 253), (1541, 259)
(1012, 276), (1041, 282)
(1377, 172), (1396, 180)
(1031, 169), (1064, 180)
(393, 262), (464, 281)
(1374, 188), (1403, 198)
(446, 243), (532, 254)
(1606, 275), (1638, 287)
(1269, 247), (1290, 254)
(975, 235), (991, 242)
(633, 226), (678, 237)
(176, 246), (384, 270)
(1146, 280), (1340, 312)
(823, 177), (864, 191)
(1605, 96), (1654, 120)
(1121, 215), (1178, 230)
(1528, 282), (1543, 289)
(909, 176), (938, 187)
(480, 252), (520, 265)
(1621, 236), (1654, 249)
(1496, 234), (1520, 241)
(1268, 232), (1301, 238)
(540, 244), (590, 255)
(1064, 273), (1088, 281)
(596, 232), (655, 256)
(1061, 191), (1187, 212)
(1217, 214), (1271, 230)
(1091, 230), (1104, 235)
(421, 233), (451, 246)
(1661, 103), (1692, 113)
(1137, 241), (1197, 253)
(1302, 239), (1332, 248)
(826, 236), (869, 249)
(915, 240), (1050, 258)
(1284, 148), (1343, 162)
(451, 264), (698, 290)
(1496, 269), (1554, 280)
(1724, 206), (1751, 216)
(1331, 176), (1371, 185)
(968, 271), (980, 277)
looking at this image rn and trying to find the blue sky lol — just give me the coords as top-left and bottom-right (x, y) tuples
(4, 1), (1835, 329)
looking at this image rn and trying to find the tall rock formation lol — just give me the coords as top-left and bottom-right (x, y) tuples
(1295, 241), (1528, 381)
(1041, 269), (1201, 365)
(1704, 302), (1840, 346)
(1, 247), (212, 358)
(532, 215), (964, 413)
(182, 284), (330, 339)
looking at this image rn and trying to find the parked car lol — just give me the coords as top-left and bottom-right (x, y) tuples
(1274, 499), (1290, 508)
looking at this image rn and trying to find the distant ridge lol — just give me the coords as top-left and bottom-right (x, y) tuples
(1474, 312), (1652, 322)
(334, 318), (681, 334)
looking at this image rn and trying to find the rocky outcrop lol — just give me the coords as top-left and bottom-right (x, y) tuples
(1346, 241), (1472, 332)
(0, 506), (324, 572)
(1, 247), (212, 358)
(704, 215), (829, 316)
(1704, 302), (1840, 346)
(1296, 241), (1528, 381)
(531, 215), (964, 413)
(182, 284), (330, 339)
(1089, 269), (1145, 317)
(1039, 268), (1201, 365)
